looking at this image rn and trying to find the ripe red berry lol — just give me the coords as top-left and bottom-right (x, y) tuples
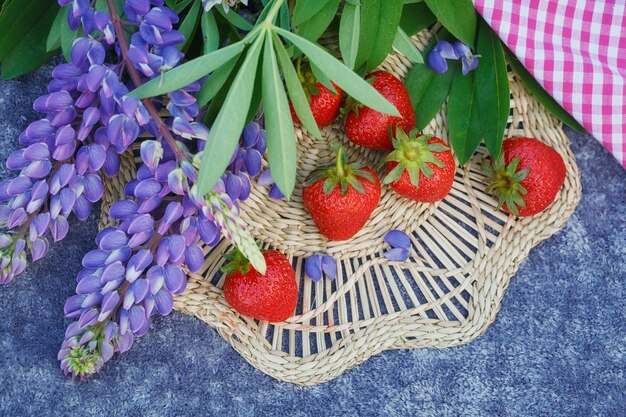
(384, 130), (455, 203)
(483, 137), (566, 217)
(344, 71), (415, 151)
(223, 249), (298, 323)
(290, 81), (343, 128)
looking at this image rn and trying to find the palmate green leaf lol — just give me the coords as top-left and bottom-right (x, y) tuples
(275, 26), (399, 116)
(178, 0), (201, 52)
(448, 70), (482, 166)
(399, 2), (436, 37)
(506, 49), (586, 133)
(354, 0), (404, 71)
(292, 0), (332, 26)
(201, 8), (220, 53)
(272, 32), (321, 139)
(262, 32), (297, 199)
(339, 1), (360, 69)
(296, 0), (340, 43)
(130, 40), (247, 99)
(392, 27), (423, 64)
(424, 0), (476, 46)
(474, 19), (510, 158)
(196, 34), (265, 196)
(1, 3), (58, 79)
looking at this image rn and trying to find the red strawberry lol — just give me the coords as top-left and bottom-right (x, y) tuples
(290, 81), (343, 128)
(222, 249), (298, 322)
(483, 137), (566, 217)
(303, 146), (381, 240)
(383, 129), (455, 203)
(344, 70), (416, 151)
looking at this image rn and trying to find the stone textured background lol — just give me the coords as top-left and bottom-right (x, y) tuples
(0, 63), (624, 416)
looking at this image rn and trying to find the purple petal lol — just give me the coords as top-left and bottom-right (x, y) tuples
(154, 288), (174, 315)
(119, 308), (130, 335)
(305, 255), (322, 282)
(81, 292), (103, 309)
(134, 178), (162, 199)
(126, 249), (153, 282)
(64, 294), (85, 316)
(197, 219), (218, 245)
(101, 291), (121, 315)
(82, 173), (104, 202)
(76, 275), (102, 295)
(50, 216), (69, 241)
(110, 200), (138, 219)
(8, 208), (28, 228)
(103, 148), (120, 176)
(243, 122), (261, 148)
(7, 176), (32, 195)
(49, 163), (76, 195)
(73, 194), (92, 221)
(384, 230), (411, 249)
(132, 279), (149, 303)
(321, 255), (336, 280)
(78, 309), (99, 328)
(30, 237), (49, 262)
(23, 160), (52, 179)
(257, 169), (274, 186)
(185, 244), (204, 273)
(127, 213), (154, 235)
(82, 249), (108, 269)
(167, 235), (186, 264)
(58, 188), (76, 216)
(116, 331), (134, 353)
(244, 149), (262, 177)
(99, 229), (128, 250)
(158, 201), (183, 234)
(427, 49), (449, 74)
(6, 150), (28, 170)
(104, 321), (118, 343)
(269, 185), (284, 199)
(384, 248), (410, 262)
(101, 261), (126, 282)
(163, 264), (185, 293)
(147, 265), (164, 294)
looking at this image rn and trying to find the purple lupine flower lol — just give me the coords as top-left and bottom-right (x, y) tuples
(383, 230), (411, 262)
(427, 40), (459, 74)
(452, 41), (479, 75)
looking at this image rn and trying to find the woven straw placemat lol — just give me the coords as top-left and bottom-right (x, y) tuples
(100, 30), (581, 386)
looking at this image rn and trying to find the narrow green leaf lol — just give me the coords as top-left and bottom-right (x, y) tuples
(201, 9), (220, 53)
(178, 0), (201, 52)
(1, 4), (58, 79)
(262, 32), (297, 198)
(196, 55), (239, 106)
(0, 0), (55, 61)
(275, 26), (399, 116)
(46, 6), (66, 52)
(354, 0), (404, 71)
(424, 0), (476, 46)
(448, 71), (482, 165)
(174, 0), (194, 13)
(292, 0), (332, 26)
(406, 61), (457, 130)
(506, 48), (586, 133)
(392, 27), (423, 64)
(339, 2), (360, 69)
(273, 33), (321, 139)
(296, 0), (340, 43)
(216, 5), (253, 31)
(196, 35), (264, 196)
(130, 40), (246, 99)
(310, 62), (337, 94)
(60, 7), (80, 62)
(399, 2), (436, 37)
(474, 19), (510, 158)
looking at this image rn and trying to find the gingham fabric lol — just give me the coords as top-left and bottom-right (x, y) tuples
(473, 0), (626, 168)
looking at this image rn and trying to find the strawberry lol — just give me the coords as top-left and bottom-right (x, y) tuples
(290, 81), (343, 128)
(383, 129), (455, 203)
(344, 70), (416, 151)
(483, 137), (566, 217)
(303, 146), (381, 240)
(222, 248), (298, 323)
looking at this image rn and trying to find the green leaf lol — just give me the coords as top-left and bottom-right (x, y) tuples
(272, 33), (321, 139)
(178, 0), (201, 52)
(201, 9), (220, 53)
(392, 27), (423, 64)
(0, 0), (57, 61)
(506, 48), (586, 133)
(406, 61), (457, 130)
(292, 0), (332, 26)
(354, 0), (404, 71)
(424, 0), (476, 46)
(339, 2), (360, 69)
(130, 40), (246, 99)
(60, 7), (80, 61)
(1, 3), (58, 79)
(310, 61), (337, 94)
(275, 26), (399, 116)
(196, 34), (264, 196)
(296, 0), (340, 43)
(216, 5), (253, 31)
(448, 70), (482, 165)
(174, 0), (194, 13)
(46, 6), (66, 52)
(262, 32), (297, 199)
(399, 2), (436, 36)
(196, 55), (239, 106)
(474, 19), (509, 158)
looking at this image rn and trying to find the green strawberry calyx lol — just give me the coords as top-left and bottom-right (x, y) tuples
(481, 156), (530, 217)
(221, 246), (260, 276)
(295, 58), (337, 102)
(304, 144), (377, 196)
(383, 128), (448, 188)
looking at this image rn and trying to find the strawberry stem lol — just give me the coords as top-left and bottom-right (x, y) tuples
(335, 147), (346, 178)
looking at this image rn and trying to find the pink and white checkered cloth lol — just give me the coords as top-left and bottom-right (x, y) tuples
(473, 0), (626, 168)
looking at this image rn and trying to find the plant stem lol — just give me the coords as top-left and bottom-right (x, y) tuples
(335, 147), (345, 178)
(105, 0), (185, 162)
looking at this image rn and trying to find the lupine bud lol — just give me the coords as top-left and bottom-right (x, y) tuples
(140, 140), (163, 172)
